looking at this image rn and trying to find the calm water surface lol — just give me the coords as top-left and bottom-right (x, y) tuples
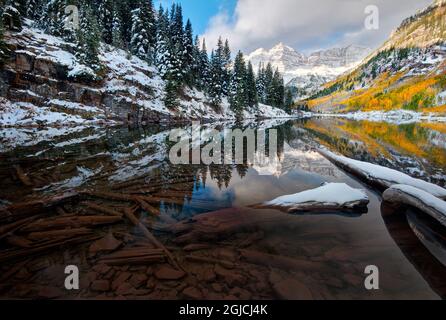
(0, 117), (445, 299)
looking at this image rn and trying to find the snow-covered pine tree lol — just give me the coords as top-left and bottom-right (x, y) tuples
(155, 5), (171, 79)
(111, 2), (123, 48)
(44, 0), (65, 36)
(129, 0), (155, 62)
(246, 61), (258, 108)
(115, 0), (132, 47)
(164, 78), (179, 109)
(264, 62), (274, 105)
(168, 3), (186, 83)
(230, 51), (247, 118)
(199, 38), (209, 91)
(269, 68), (284, 108)
(169, 3), (183, 45)
(208, 49), (223, 107)
(191, 35), (201, 88)
(256, 63), (266, 104)
(2, 0), (23, 31)
(221, 39), (231, 95)
(26, 0), (43, 21)
(130, 6), (150, 61)
(183, 19), (194, 85)
(76, 5), (102, 74)
(0, 17), (11, 64)
(284, 88), (294, 114)
(98, 0), (113, 44)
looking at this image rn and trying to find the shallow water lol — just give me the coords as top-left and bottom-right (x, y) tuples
(0, 118), (445, 300)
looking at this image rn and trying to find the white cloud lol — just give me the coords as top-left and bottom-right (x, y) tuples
(202, 0), (433, 53)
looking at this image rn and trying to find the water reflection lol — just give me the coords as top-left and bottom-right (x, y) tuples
(0, 118), (445, 299)
(381, 203), (446, 299)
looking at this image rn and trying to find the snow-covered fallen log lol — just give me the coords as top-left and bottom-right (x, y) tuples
(260, 183), (369, 214)
(319, 149), (446, 200)
(383, 185), (446, 228)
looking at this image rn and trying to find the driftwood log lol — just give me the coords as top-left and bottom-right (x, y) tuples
(383, 185), (446, 228)
(319, 149), (446, 200)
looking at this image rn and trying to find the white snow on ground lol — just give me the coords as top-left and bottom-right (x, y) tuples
(11, 24), (96, 78)
(387, 184), (446, 216)
(4, 24), (295, 126)
(0, 126), (91, 153)
(319, 110), (446, 124)
(48, 99), (104, 115)
(37, 166), (103, 192)
(0, 101), (98, 126)
(266, 183), (369, 207)
(321, 149), (446, 198)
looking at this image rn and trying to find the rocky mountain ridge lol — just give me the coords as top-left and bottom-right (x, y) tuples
(246, 43), (371, 99)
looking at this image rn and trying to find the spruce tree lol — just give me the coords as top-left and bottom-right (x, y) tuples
(26, 0), (42, 20)
(44, 0), (64, 36)
(183, 19), (194, 85)
(222, 39), (231, 95)
(111, 2), (123, 48)
(130, 6), (150, 61)
(199, 38), (209, 91)
(76, 5), (102, 73)
(264, 62), (274, 105)
(230, 51), (247, 118)
(2, 0), (23, 31)
(284, 88), (294, 114)
(256, 63), (266, 104)
(0, 17), (10, 64)
(98, 0), (113, 44)
(208, 50), (223, 107)
(246, 62), (258, 108)
(155, 5), (171, 78)
(164, 78), (178, 109)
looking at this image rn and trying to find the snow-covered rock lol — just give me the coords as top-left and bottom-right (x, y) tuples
(264, 182), (369, 213)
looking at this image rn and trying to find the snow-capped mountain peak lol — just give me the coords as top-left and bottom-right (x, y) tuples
(246, 43), (371, 99)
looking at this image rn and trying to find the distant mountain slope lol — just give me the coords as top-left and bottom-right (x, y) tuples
(307, 0), (446, 115)
(246, 43), (371, 99)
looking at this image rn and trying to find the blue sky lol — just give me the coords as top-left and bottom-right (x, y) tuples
(154, 0), (237, 35)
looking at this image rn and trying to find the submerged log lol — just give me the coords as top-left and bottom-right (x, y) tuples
(82, 202), (124, 217)
(26, 228), (93, 241)
(166, 207), (299, 244)
(138, 195), (185, 206)
(0, 216), (42, 240)
(239, 249), (324, 272)
(134, 197), (161, 215)
(123, 207), (183, 271)
(383, 185), (446, 228)
(185, 255), (235, 269)
(0, 234), (101, 264)
(13, 165), (33, 187)
(82, 191), (134, 202)
(98, 247), (165, 266)
(21, 215), (122, 232)
(0, 192), (79, 218)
